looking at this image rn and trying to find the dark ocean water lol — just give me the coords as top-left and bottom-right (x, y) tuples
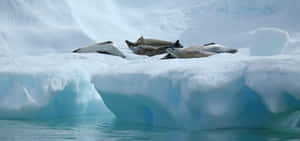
(0, 116), (299, 141)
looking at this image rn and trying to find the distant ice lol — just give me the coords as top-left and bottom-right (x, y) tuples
(0, 0), (93, 55)
(248, 28), (289, 56)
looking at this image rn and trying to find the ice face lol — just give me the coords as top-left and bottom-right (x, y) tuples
(1, 52), (299, 129)
(92, 54), (300, 129)
(0, 54), (116, 119)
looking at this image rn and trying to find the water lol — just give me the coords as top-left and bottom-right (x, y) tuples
(0, 116), (299, 141)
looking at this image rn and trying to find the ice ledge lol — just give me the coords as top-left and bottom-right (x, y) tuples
(93, 54), (300, 129)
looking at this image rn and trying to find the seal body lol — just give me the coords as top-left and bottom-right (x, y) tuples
(125, 36), (183, 56)
(164, 44), (237, 59)
(73, 41), (126, 58)
(166, 47), (215, 59)
(200, 44), (238, 54)
(136, 36), (177, 46)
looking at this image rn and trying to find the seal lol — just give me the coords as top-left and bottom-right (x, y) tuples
(136, 36), (179, 46)
(164, 44), (237, 59)
(200, 44), (237, 54)
(125, 40), (182, 56)
(72, 41), (126, 58)
(166, 47), (215, 59)
(125, 36), (183, 56)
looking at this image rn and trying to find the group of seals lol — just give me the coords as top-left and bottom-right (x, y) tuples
(72, 36), (238, 59)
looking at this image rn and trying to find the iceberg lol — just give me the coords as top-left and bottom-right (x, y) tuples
(0, 0), (300, 130)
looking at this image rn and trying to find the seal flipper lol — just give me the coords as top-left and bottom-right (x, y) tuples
(96, 51), (126, 58)
(72, 48), (80, 53)
(203, 42), (216, 46)
(103, 41), (113, 44)
(96, 51), (111, 55)
(166, 48), (179, 58)
(125, 40), (138, 52)
(228, 49), (238, 54)
(161, 53), (176, 59)
(125, 40), (137, 47)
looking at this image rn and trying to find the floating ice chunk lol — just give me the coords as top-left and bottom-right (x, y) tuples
(249, 28), (289, 56)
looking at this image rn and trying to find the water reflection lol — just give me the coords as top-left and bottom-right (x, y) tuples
(0, 116), (299, 141)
